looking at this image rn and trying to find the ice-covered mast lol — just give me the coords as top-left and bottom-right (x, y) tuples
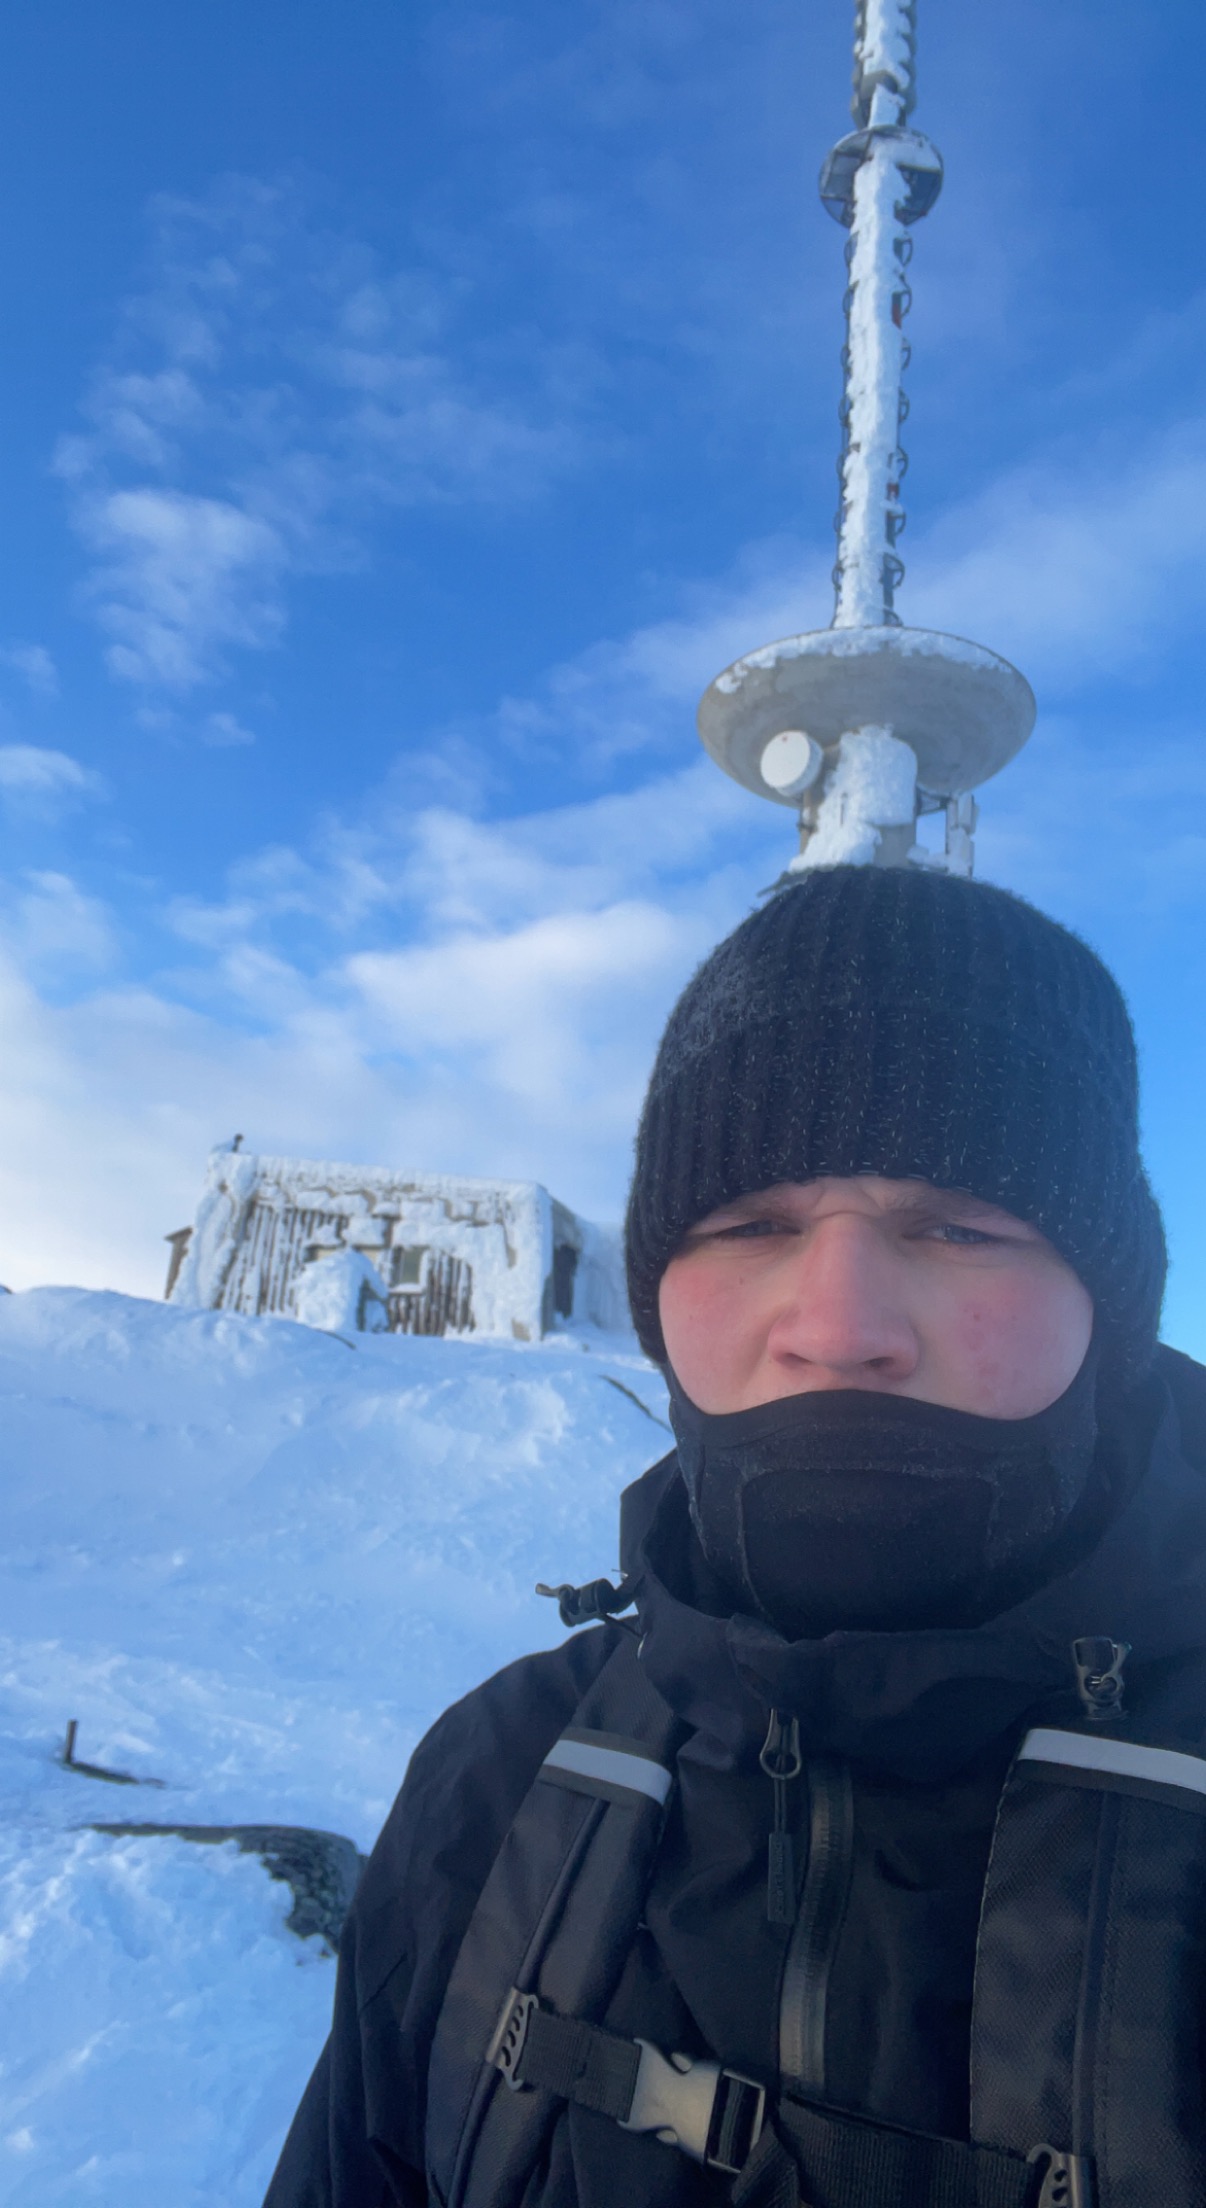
(697, 0), (1035, 875)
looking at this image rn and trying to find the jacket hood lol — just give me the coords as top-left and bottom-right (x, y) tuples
(619, 1346), (1206, 1783)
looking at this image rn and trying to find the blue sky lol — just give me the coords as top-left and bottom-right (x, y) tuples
(1, 0), (1205, 1356)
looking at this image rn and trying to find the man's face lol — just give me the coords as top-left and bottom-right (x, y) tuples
(657, 1177), (1094, 1419)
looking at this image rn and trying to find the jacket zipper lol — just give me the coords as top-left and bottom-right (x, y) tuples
(777, 1755), (855, 2098)
(760, 1709), (804, 1925)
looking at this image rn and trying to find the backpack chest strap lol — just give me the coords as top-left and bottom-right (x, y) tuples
(488, 1982), (1070, 2208)
(488, 1986), (766, 2176)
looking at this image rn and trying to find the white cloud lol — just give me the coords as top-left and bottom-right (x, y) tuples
(202, 710), (256, 747)
(458, 540), (832, 778)
(0, 644), (59, 699)
(0, 872), (118, 977)
(77, 486), (287, 689)
(905, 425), (1206, 685)
(973, 717), (1206, 922)
(0, 746), (102, 812)
(392, 763), (762, 933)
(0, 760), (782, 1297)
(346, 899), (701, 1111)
(58, 177), (593, 696)
(165, 840), (358, 947)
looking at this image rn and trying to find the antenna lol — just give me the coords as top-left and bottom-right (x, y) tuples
(697, 0), (1035, 876)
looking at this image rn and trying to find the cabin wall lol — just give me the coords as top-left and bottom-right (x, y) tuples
(169, 1148), (600, 1342)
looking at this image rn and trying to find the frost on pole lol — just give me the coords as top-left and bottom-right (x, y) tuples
(696, 0), (1036, 876)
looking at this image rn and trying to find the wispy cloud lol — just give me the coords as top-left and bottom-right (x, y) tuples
(201, 710), (256, 748)
(345, 900), (699, 1115)
(76, 488), (287, 689)
(0, 872), (118, 980)
(0, 645), (59, 700)
(57, 175), (596, 699)
(0, 746), (102, 814)
(906, 422), (1206, 686)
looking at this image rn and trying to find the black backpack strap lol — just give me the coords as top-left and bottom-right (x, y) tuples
(971, 1724), (1206, 2207)
(487, 1994), (765, 2175)
(425, 1631), (683, 2208)
(738, 2096), (1054, 2208)
(470, 1977), (1061, 2208)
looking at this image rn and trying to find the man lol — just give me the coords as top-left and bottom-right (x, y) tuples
(266, 864), (1206, 2208)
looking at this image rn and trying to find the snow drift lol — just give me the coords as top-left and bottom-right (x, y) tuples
(0, 1285), (667, 2206)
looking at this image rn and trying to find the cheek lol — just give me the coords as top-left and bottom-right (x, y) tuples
(658, 1261), (758, 1407)
(934, 1272), (1093, 1416)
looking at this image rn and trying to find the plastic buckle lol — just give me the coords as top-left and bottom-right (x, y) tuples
(1027, 2144), (1095, 2208)
(706, 2065), (767, 2175)
(620, 2039), (765, 2173)
(486, 1988), (538, 2092)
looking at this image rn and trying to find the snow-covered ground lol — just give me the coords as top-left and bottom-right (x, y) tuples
(0, 1285), (668, 2206)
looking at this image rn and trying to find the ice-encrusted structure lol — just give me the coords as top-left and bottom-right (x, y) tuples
(168, 1143), (628, 1342)
(292, 1247), (391, 1337)
(695, 0), (1035, 877)
(802, 725), (919, 866)
(828, 0), (941, 631)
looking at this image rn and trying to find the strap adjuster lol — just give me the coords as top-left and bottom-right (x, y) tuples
(486, 1992), (765, 2175)
(1027, 2144), (1094, 2208)
(486, 1988), (538, 2092)
(620, 2038), (766, 2174)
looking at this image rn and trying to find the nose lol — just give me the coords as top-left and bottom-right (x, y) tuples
(764, 1214), (920, 1388)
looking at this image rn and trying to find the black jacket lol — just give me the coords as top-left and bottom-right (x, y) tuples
(264, 1348), (1206, 2208)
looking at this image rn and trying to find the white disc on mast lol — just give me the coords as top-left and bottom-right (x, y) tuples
(701, 626), (1034, 806)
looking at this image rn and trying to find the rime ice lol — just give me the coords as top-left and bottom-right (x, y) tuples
(694, 0), (1036, 877)
(170, 1145), (628, 1344)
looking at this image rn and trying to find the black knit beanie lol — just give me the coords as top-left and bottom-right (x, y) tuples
(625, 866), (1166, 1396)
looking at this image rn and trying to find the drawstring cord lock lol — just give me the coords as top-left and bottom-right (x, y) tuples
(535, 1576), (640, 1634)
(1072, 1636), (1130, 1723)
(760, 1709), (802, 1926)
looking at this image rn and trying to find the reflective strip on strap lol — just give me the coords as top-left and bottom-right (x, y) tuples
(541, 1734), (672, 1805)
(1019, 1727), (1206, 1798)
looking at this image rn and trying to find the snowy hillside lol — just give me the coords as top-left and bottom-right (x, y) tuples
(0, 1287), (668, 2207)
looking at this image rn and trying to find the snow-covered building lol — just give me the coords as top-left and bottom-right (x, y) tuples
(166, 1143), (628, 1342)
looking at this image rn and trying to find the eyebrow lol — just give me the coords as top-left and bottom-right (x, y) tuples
(700, 1184), (1024, 1229)
(879, 1186), (1009, 1222)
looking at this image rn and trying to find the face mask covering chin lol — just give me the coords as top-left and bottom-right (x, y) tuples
(667, 1352), (1100, 1639)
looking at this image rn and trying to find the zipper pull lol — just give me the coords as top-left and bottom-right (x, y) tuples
(760, 1709), (802, 1926)
(1072, 1636), (1130, 1723)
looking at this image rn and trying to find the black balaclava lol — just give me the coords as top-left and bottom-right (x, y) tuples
(668, 1353), (1103, 1639)
(624, 867), (1167, 1637)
